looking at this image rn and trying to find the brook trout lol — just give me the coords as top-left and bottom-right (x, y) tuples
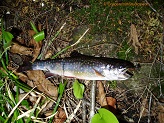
(18, 55), (135, 80)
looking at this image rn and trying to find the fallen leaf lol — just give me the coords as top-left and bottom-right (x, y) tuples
(129, 24), (141, 54)
(106, 97), (116, 109)
(158, 112), (164, 123)
(54, 108), (67, 123)
(31, 38), (42, 62)
(26, 70), (58, 100)
(97, 81), (107, 106)
(97, 81), (117, 114)
(91, 108), (119, 123)
(28, 30), (42, 62)
(73, 80), (85, 99)
(15, 72), (29, 82)
(157, 105), (164, 123)
(44, 107), (67, 123)
(10, 42), (33, 56)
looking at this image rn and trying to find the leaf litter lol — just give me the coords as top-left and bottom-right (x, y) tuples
(128, 24), (141, 55)
(1, 0), (163, 122)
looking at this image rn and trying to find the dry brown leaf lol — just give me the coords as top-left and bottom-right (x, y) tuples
(26, 70), (58, 100)
(157, 105), (164, 123)
(158, 112), (164, 123)
(106, 97), (116, 109)
(10, 43), (33, 56)
(15, 72), (29, 82)
(54, 108), (67, 123)
(97, 81), (107, 106)
(44, 108), (67, 123)
(106, 97), (117, 114)
(129, 24), (141, 54)
(97, 81), (117, 114)
(28, 30), (42, 62)
(32, 39), (42, 62)
(28, 30), (36, 38)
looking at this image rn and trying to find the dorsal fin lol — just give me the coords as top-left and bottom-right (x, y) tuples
(70, 50), (86, 57)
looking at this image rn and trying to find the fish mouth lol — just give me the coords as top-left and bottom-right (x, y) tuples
(122, 68), (134, 79)
(117, 68), (134, 80)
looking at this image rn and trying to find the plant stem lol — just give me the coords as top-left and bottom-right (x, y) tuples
(48, 81), (67, 123)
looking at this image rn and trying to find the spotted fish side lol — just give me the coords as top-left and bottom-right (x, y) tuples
(24, 57), (135, 80)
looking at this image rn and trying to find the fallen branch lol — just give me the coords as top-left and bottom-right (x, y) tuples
(89, 80), (96, 122)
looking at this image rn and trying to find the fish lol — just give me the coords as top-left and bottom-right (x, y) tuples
(17, 54), (136, 80)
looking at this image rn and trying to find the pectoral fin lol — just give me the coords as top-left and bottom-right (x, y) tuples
(93, 69), (105, 77)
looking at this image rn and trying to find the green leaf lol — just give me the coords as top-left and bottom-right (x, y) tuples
(3, 31), (14, 42)
(33, 30), (45, 42)
(49, 81), (67, 123)
(3, 31), (13, 48)
(73, 80), (85, 99)
(91, 108), (119, 123)
(30, 22), (38, 33)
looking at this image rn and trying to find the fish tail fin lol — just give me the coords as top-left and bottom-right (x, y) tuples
(17, 62), (33, 72)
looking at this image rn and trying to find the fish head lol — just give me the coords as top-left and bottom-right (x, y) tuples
(102, 63), (135, 80)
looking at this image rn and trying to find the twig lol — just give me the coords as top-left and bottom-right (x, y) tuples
(89, 80), (96, 122)
(158, 15), (164, 97)
(144, 0), (163, 19)
(65, 100), (82, 123)
(82, 99), (87, 123)
(122, 87), (147, 114)
(137, 93), (149, 123)
(148, 93), (152, 123)
(63, 104), (69, 118)
(70, 28), (90, 47)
